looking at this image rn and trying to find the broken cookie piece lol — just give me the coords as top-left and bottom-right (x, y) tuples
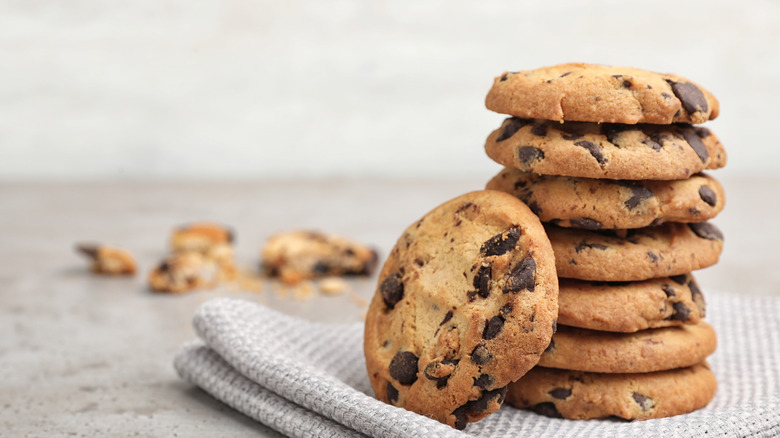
(76, 244), (137, 275)
(261, 230), (378, 285)
(170, 222), (237, 280)
(148, 251), (219, 293)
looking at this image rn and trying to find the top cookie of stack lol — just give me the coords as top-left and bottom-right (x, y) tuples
(484, 63), (726, 181)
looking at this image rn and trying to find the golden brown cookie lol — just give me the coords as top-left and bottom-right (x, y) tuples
(171, 222), (237, 280)
(548, 222), (723, 281)
(487, 169), (725, 229)
(539, 321), (717, 373)
(484, 118), (726, 180)
(506, 363), (717, 420)
(262, 230), (378, 285)
(364, 190), (558, 429)
(485, 63), (719, 124)
(148, 252), (219, 293)
(76, 244), (137, 275)
(557, 274), (706, 333)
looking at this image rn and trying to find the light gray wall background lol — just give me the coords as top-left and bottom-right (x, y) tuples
(1, 0), (778, 181)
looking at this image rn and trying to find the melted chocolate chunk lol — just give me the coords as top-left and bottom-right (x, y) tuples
(503, 256), (536, 293)
(569, 218), (603, 230)
(473, 264), (492, 299)
(481, 226), (521, 257)
(380, 273), (404, 309)
(471, 345), (492, 365)
(531, 402), (563, 418)
(497, 117), (532, 142)
(667, 81), (709, 115)
(670, 274), (688, 285)
(517, 146), (546, 167)
(389, 351), (419, 385)
(386, 382), (399, 404)
(451, 387), (508, 430)
(662, 284), (676, 297)
(699, 185), (717, 207)
(528, 201), (541, 216)
(574, 242), (608, 253)
(549, 388), (572, 400)
(621, 183), (655, 210)
(574, 140), (607, 166)
(424, 359), (458, 389)
(670, 302), (691, 321)
(689, 222), (723, 241)
(679, 127), (710, 163)
(603, 124), (632, 146)
(531, 124), (548, 137)
(641, 137), (663, 151)
(482, 315), (505, 340)
(622, 80), (632, 88)
(694, 126), (712, 138)
(632, 392), (655, 412)
(474, 374), (495, 389)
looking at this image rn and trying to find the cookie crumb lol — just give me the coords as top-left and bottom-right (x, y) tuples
(75, 243), (137, 276)
(319, 277), (349, 295)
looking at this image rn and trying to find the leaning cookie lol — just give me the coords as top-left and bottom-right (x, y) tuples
(506, 363), (717, 420)
(548, 222), (723, 281)
(485, 63), (719, 124)
(484, 118), (726, 180)
(364, 191), (558, 429)
(557, 274), (706, 333)
(539, 321), (716, 373)
(487, 169), (725, 229)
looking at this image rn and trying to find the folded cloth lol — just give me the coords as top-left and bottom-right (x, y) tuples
(174, 291), (780, 437)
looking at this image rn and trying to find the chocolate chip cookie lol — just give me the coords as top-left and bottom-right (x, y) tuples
(487, 169), (725, 229)
(76, 243), (137, 276)
(484, 118), (726, 180)
(557, 274), (706, 332)
(262, 230), (378, 285)
(539, 321), (716, 373)
(485, 63), (719, 124)
(364, 190), (559, 429)
(548, 222), (724, 281)
(506, 362), (717, 420)
(148, 251), (219, 293)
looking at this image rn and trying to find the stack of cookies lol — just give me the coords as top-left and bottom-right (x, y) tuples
(483, 63), (725, 420)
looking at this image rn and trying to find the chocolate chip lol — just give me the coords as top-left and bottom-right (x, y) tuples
(662, 92), (672, 99)
(560, 72), (572, 78)
(648, 251), (659, 262)
(561, 133), (583, 140)
(389, 351), (419, 385)
(574, 242), (608, 253)
(670, 302), (691, 321)
(424, 359), (458, 388)
(76, 244), (98, 259)
(528, 201), (541, 216)
(574, 140), (607, 166)
(642, 138), (663, 151)
(544, 339), (555, 353)
(500, 304), (513, 317)
(497, 117), (531, 142)
(531, 124), (547, 137)
(667, 81), (709, 115)
(482, 315), (505, 340)
(440, 310), (453, 326)
(679, 126), (710, 163)
(471, 345), (492, 364)
(632, 392), (655, 412)
(312, 261), (329, 274)
(694, 126), (712, 138)
(662, 284), (676, 297)
(380, 273), (404, 309)
(622, 80), (632, 88)
(531, 402), (563, 418)
(386, 382), (399, 404)
(621, 183), (655, 210)
(159, 261), (170, 273)
(689, 222), (723, 241)
(569, 218), (603, 230)
(474, 374), (494, 389)
(670, 274), (688, 285)
(473, 264), (492, 299)
(689, 280), (704, 313)
(499, 73), (509, 82)
(516, 146), (545, 167)
(451, 387), (508, 430)
(480, 226), (521, 257)
(549, 388), (572, 400)
(699, 186), (717, 207)
(603, 125), (632, 146)
(503, 256), (536, 293)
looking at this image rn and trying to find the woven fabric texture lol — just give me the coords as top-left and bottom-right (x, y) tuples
(174, 291), (780, 437)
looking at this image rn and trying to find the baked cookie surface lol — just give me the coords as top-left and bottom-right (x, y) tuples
(557, 274), (706, 333)
(148, 251), (219, 293)
(548, 222), (724, 281)
(364, 190), (558, 429)
(262, 230), (378, 285)
(506, 363), (717, 420)
(484, 118), (726, 180)
(487, 169), (725, 229)
(76, 244), (137, 275)
(539, 321), (716, 373)
(485, 63), (719, 124)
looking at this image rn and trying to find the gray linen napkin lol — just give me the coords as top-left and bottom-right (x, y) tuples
(174, 291), (780, 437)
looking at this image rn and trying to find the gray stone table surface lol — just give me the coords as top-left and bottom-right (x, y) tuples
(1, 177), (777, 437)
